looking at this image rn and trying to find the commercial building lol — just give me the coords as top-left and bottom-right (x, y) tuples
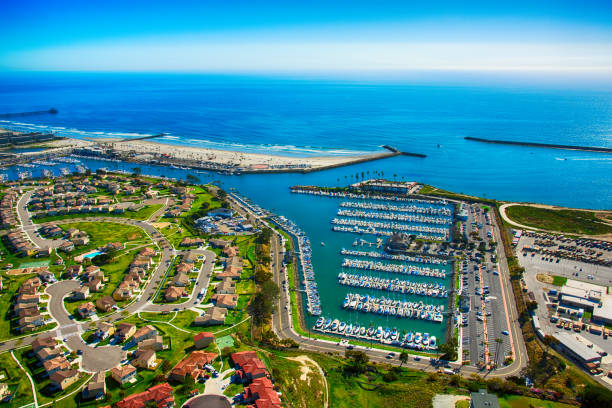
(554, 331), (602, 370)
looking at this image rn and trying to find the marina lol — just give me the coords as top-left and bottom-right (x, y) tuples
(338, 272), (449, 298)
(342, 293), (445, 323)
(341, 247), (448, 265)
(313, 316), (438, 350)
(341, 257), (447, 278)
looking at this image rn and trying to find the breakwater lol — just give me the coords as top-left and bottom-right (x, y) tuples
(465, 136), (612, 153)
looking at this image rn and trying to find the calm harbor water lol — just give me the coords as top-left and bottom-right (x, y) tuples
(2, 73), (612, 343)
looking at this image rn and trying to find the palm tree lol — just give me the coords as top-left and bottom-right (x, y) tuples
(399, 351), (408, 367)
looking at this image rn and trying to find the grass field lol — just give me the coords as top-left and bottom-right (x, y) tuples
(0, 352), (35, 407)
(505, 205), (612, 235)
(32, 204), (163, 224)
(13, 347), (91, 407)
(552, 276), (567, 287)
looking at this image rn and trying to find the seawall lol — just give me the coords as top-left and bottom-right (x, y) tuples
(465, 136), (612, 153)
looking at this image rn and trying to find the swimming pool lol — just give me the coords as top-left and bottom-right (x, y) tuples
(83, 251), (103, 259)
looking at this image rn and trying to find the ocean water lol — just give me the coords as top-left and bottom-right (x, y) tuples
(2, 73), (611, 343)
(1, 72), (611, 208)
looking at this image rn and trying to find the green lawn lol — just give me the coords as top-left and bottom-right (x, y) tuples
(59, 221), (145, 249)
(505, 205), (612, 235)
(32, 204), (163, 224)
(552, 276), (567, 287)
(12, 347), (90, 407)
(0, 352), (35, 407)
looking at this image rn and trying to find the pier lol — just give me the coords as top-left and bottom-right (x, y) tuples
(465, 136), (612, 153)
(0, 108), (58, 118)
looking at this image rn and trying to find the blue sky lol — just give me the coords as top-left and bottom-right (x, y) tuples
(2, 0), (612, 76)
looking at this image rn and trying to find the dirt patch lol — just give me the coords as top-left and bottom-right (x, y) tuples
(152, 222), (170, 229)
(287, 355), (319, 383)
(536, 273), (553, 284)
(127, 233), (140, 240)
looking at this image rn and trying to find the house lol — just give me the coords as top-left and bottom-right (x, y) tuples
(82, 371), (106, 401)
(13, 302), (38, 315)
(183, 252), (198, 264)
(235, 357), (268, 384)
(17, 307), (40, 319)
(209, 239), (230, 249)
(194, 332), (215, 349)
(43, 356), (71, 375)
(231, 351), (259, 369)
(59, 241), (75, 253)
(37, 247), (52, 257)
(241, 377), (281, 406)
(139, 335), (164, 351)
(77, 302), (97, 318)
(169, 351), (217, 383)
(216, 277), (236, 294)
(96, 296), (116, 312)
(96, 322), (115, 339)
(73, 286), (90, 300)
(18, 315), (45, 332)
(19, 277), (41, 294)
(222, 246), (239, 257)
(89, 278), (103, 292)
(66, 265), (83, 278)
(172, 272), (189, 287)
(72, 235), (90, 246)
(111, 364), (138, 385)
(133, 325), (157, 343)
(49, 369), (80, 391)
(31, 336), (56, 353)
(16, 293), (40, 304)
(470, 389), (500, 408)
(35, 346), (61, 362)
(113, 287), (133, 301)
(211, 294), (238, 309)
(216, 267), (242, 281)
(116, 382), (174, 408)
(116, 323), (137, 342)
(164, 286), (187, 302)
(132, 348), (157, 369)
(84, 265), (103, 281)
(175, 263), (192, 274)
(38, 269), (56, 283)
(193, 307), (227, 326)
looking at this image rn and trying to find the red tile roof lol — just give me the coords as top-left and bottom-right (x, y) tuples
(231, 351), (258, 368)
(194, 332), (214, 342)
(117, 382), (174, 408)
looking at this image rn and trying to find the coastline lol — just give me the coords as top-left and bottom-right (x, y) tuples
(7, 134), (405, 174)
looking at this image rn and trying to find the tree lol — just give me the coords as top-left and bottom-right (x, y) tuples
(399, 351), (408, 366)
(343, 350), (369, 376)
(580, 384), (612, 408)
(161, 359), (172, 372)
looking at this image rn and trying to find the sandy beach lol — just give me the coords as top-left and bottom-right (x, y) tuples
(25, 136), (396, 172)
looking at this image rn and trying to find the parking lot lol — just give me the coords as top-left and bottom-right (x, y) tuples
(518, 235), (612, 286)
(459, 204), (512, 370)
